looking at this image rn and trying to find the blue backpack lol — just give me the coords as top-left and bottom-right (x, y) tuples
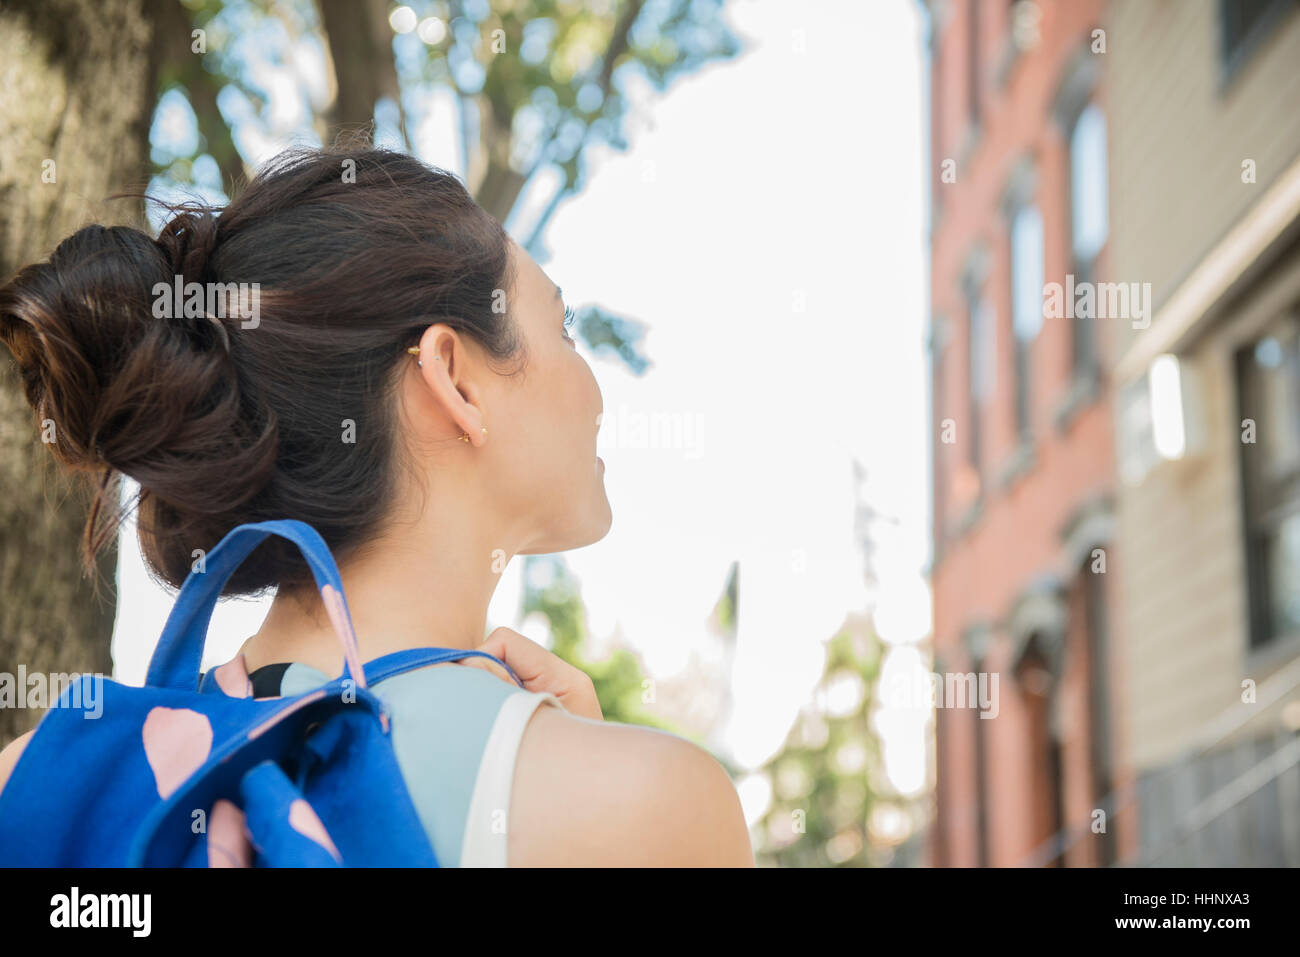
(0, 519), (527, 866)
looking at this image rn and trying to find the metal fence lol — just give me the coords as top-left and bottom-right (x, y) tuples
(1132, 727), (1300, 867)
(1014, 653), (1300, 867)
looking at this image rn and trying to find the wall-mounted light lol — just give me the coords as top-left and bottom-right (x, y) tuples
(1149, 354), (1187, 459)
(1118, 353), (1205, 486)
(1148, 353), (1205, 463)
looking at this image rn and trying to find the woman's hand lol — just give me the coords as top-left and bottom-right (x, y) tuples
(456, 627), (604, 722)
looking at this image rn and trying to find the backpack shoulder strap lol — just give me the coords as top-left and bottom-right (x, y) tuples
(200, 647), (528, 697)
(364, 647), (526, 688)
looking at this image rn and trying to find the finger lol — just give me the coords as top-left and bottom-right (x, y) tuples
(472, 628), (596, 710)
(479, 628), (587, 699)
(454, 649), (515, 685)
(477, 627), (554, 685)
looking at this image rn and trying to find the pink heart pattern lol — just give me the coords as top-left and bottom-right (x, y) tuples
(207, 799), (252, 867)
(211, 653), (253, 698)
(289, 798), (342, 863)
(141, 707), (214, 800)
(141, 583), (362, 865)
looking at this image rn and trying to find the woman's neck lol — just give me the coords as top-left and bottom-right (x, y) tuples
(236, 484), (524, 677)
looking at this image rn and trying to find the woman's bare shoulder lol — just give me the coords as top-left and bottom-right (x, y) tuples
(0, 730), (35, 797)
(507, 702), (754, 867)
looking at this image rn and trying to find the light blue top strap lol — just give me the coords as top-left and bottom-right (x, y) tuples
(277, 659), (532, 867)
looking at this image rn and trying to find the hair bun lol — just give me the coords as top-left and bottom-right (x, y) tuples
(3, 146), (516, 597)
(154, 205), (221, 282)
(0, 221), (278, 572)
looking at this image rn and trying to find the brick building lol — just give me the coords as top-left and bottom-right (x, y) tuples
(921, 0), (1133, 866)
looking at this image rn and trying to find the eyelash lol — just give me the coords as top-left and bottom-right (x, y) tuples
(563, 305), (575, 328)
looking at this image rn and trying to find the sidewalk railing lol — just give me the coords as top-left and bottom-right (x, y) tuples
(1016, 653), (1300, 867)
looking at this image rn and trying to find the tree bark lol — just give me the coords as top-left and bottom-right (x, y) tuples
(317, 0), (405, 148)
(0, 0), (154, 746)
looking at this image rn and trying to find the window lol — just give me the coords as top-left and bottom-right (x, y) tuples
(1069, 106), (1108, 261)
(970, 651), (990, 867)
(1220, 0), (1297, 79)
(968, 294), (982, 479)
(967, 0), (980, 126)
(1237, 311), (1300, 648)
(930, 17), (943, 224)
(930, 323), (948, 554)
(1068, 104), (1107, 377)
(1008, 0), (1041, 55)
(1009, 202), (1044, 439)
(967, 286), (995, 484)
(972, 296), (996, 405)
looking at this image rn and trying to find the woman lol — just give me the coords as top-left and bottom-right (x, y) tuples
(0, 146), (753, 866)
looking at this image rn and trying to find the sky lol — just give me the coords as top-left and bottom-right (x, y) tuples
(114, 0), (933, 828)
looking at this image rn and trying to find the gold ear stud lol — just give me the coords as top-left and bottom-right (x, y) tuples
(407, 345), (440, 368)
(457, 427), (487, 443)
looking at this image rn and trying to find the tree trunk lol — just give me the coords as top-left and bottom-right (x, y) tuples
(0, 0), (154, 747)
(318, 0), (404, 147)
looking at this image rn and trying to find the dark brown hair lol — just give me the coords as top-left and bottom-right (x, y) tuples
(0, 145), (522, 595)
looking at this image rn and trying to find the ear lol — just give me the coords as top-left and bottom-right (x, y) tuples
(415, 324), (487, 447)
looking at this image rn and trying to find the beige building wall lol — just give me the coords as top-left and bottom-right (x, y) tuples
(1106, 0), (1300, 768)
(1108, 1), (1300, 334)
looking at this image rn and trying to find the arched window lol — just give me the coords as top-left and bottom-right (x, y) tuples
(1068, 103), (1108, 377)
(1070, 104), (1108, 264)
(1009, 201), (1044, 437)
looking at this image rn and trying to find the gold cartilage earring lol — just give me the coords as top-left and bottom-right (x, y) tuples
(407, 345), (438, 368)
(408, 348), (483, 444)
